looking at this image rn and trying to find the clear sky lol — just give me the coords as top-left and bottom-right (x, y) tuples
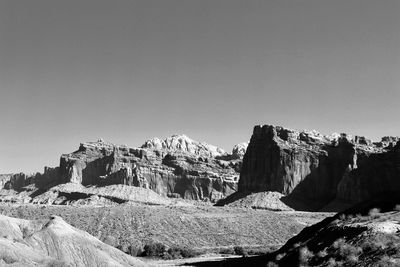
(1, 0), (399, 173)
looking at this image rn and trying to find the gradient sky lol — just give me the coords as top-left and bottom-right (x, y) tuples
(1, 0), (399, 173)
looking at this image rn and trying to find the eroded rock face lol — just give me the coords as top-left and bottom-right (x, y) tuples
(56, 135), (243, 202)
(336, 142), (400, 203)
(0, 167), (60, 191)
(239, 125), (399, 208)
(0, 214), (146, 266)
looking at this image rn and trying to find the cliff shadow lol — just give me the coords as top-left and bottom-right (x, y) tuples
(81, 155), (115, 186)
(283, 143), (356, 212)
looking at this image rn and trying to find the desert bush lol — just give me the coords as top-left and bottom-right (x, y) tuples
(338, 244), (362, 260)
(246, 247), (272, 255)
(233, 246), (246, 256)
(317, 249), (328, 258)
(128, 244), (144, 257)
(275, 253), (285, 261)
(299, 246), (314, 265)
(368, 208), (381, 218)
(161, 246), (199, 259)
(143, 242), (166, 257)
(219, 247), (234, 255)
(165, 247), (182, 259)
(373, 255), (398, 267)
(103, 235), (118, 247)
(326, 257), (343, 267)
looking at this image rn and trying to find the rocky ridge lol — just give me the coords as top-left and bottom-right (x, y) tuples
(237, 125), (400, 210)
(1, 135), (247, 203)
(0, 214), (146, 266)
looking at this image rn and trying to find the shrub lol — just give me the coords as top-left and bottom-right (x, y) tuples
(103, 235), (118, 247)
(317, 249), (328, 258)
(368, 208), (381, 218)
(374, 255), (398, 267)
(326, 257), (343, 267)
(179, 247), (199, 258)
(162, 246), (199, 260)
(275, 253), (285, 261)
(143, 242), (166, 257)
(128, 244), (144, 257)
(219, 247), (234, 255)
(165, 247), (182, 259)
(299, 246), (314, 265)
(233, 246), (246, 256)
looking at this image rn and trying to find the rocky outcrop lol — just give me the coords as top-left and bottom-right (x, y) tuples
(54, 135), (244, 202)
(0, 214), (146, 266)
(336, 142), (400, 203)
(238, 125), (399, 209)
(0, 173), (33, 190)
(0, 167), (60, 192)
(1, 135), (245, 203)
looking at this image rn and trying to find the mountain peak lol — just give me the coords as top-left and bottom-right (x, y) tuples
(141, 134), (226, 157)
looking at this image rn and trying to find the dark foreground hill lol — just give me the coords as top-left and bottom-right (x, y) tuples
(194, 195), (400, 266)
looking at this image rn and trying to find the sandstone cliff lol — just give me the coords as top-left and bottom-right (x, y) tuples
(57, 135), (243, 202)
(1, 135), (246, 203)
(238, 125), (399, 210)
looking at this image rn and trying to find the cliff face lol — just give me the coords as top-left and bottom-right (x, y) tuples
(54, 135), (244, 202)
(336, 142), (400, 203)
(239, 125), (399, 208)
(0, 167), (60, 191)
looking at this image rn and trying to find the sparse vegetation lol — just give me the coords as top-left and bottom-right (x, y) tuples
(368, 208), (381, 218)
(163, 246), (200, 259)
(219, 247), (235, 255)
(262, 208), (400, 267)
(233, 246), (246, 256)
(299, 246), (314, 266)
(0, 203), (328, 258)
(143, 242), (166, 257)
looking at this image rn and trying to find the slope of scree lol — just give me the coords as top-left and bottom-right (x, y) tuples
(0, 214), (146, 267)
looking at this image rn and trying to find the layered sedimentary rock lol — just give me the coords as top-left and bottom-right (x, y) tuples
(239, 125), (399, 208)
(0, 167), (60, 191)
(24, 135), (244, 202)
(336, 142), (400, 203)
(0, 214), (146, 266)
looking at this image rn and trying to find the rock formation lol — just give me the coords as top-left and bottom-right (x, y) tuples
(0, 214), (146, 266)
(1, 135), (247, 203)
(238, 124), (400, 210)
